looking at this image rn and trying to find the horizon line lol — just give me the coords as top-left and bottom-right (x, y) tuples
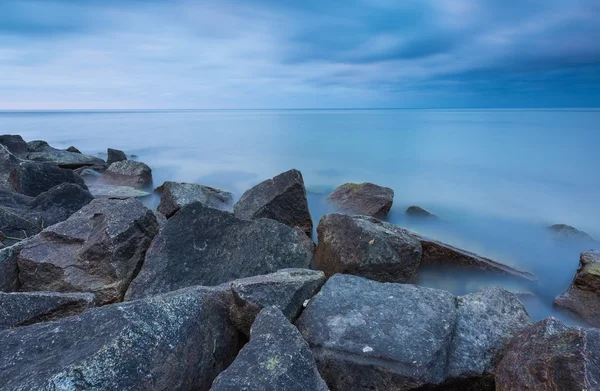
(1, 107), (599, 112)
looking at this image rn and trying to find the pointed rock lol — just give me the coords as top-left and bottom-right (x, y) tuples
(327, 182), (393, 217)
(0, 135), (27, 156)
(107, 148), (127, 165)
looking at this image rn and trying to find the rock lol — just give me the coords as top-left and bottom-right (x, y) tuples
(0, 183), (94, 245)
(296, 274), (531, 390)
(229, 269), (326, 336)
(406, 205), (438, 218)
(73, 164), (107, 179)
(0, 145), (21, 192)
(157, 181), (233, 218)
(0, 285), (240, 391)
(234, 169), (313, 235)
(495, 317), (600, 391)
(554, 250), (600, 326)
(98, 160), (153, 189)
(0, 134), (27, 156)
(548, 223), (594, 241)
(0, 241), (27, 292)
(107, 147), (127, 165)
(87, 183), (150, 198)
(66, 146), (81, 154)
(212, 306), (329, 391)
(153, 210), (167, 228)
(0, 291), (94, 330)
(18, 198), (159, 305)
(327, 182), (393, 217)
(313, 214), (422, 282)
(9, 161), (88, 197)
(125, 202), (315, 300)
(25, 140), (105, 168)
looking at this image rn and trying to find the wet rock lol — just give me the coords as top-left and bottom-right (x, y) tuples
(0, 291), (94, 330)
(548, 223), (594, 241)
(0, 145), (21, 192)
(313, 214), (422, 282)
(107, 147), (127, 165)
(157, 181), (233, 218)
(66, 146), (81, 154)
(0, 285), (240, 391)
(554, 250), (600, 326)
(406, 205), (438, 219)
(495, 317), (600, 391)
(234, 169), (313, 235)
(0, 135), (27, 156)
(229, 269), (326, 336)
(9, 161), (88, 197)
(212, 306), (329, 391)
(98, 160), (153, 189)
(88, 183), (150, 198)
(25, 140), (105, 168)
(18, 198), (159, 305)
(125, 202), (315, 300)
(327, 182), (393, 217)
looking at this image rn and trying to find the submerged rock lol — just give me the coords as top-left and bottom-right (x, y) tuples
(0, 135), (27, 156)
(327, 182), (393, 217)
(157, 181), (233, 218)
(98, 160), (153, 189)
(25, 140), (105, 168)
(548, 223), (594, 241)
(87, 183), (150, 198)
(9, 161), (88, 197)
(212, 306), (329, 391)
(107, 147), (127, 165)
(234, 169), (313, 235)
(125, 202), (315, 300)
(406, 205), (438, 219)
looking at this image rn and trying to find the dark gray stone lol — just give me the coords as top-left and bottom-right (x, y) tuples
(73, 164), (107, 179)
(125, 202), (315, 300)
(157, 181), (233, 218)
(9, 161), (88, 197)
(0, 285), (240, 391)
(0, 291), (94, 330)
(0, 135), (27, 156)
(313, 214), (422, 282)
(66, 146), (81, 154)
(88, 184), (150, 198)
(153, 210), (167, 228)
(327, 182), (394, 217)
(234, 169), (313, 235)
(107, 147), (127, 165)
(548, 223), (594, 241)
(406, 205), (438, 219)
(18, 198), (159, 305)
(0, 145), (21, 192)
(98, 160), (153, 189)
(0, 241), (27, 292)
(229, 269), (326, 335)
(25, 140), (105, 168)
(212, 306), (329, 391)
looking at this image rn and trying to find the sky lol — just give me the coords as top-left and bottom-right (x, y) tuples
(1, 0), (599, 109)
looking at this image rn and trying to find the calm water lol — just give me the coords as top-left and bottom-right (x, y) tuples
(2, 109), (599, 323)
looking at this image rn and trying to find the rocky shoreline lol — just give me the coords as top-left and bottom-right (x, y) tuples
(0, 134), (599, 390)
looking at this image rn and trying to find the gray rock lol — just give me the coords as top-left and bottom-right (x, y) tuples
(73, 164), (107, 179)
(0, 134), (27, 156)
(25, 140), (105, 168)
(125, 202), (315, 300)
(229, 269), (326, 336)
(406, 205), (438, 219)
(212, 306), (329, 391)
(107, 147), (127, 165)
(0, 145), (21, 192)
(65, 146), (81, 154)
(0, 291), (94, 330)
(548, 223), (594, 241)
(9, 161), (88, 197)
(18, 198), (159, 305)
(88, 183), (151, 198)
(313, 214), (422, 283)
(327, 182), (394, 217)
(157, 181), (233, 218)
(98, 160), (153, 189)
(0, 285), (240, 391)
(153, 210), (167, 228)
(0, 241), (27, 292)
(234, 169), (313, 235)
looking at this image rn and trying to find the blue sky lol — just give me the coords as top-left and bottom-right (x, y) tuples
(1, 0), (599, 109)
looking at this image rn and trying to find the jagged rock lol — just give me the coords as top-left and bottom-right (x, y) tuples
(157, 181), (233, 218)
(25, 140), (105, 168)
(313, 214), (422, 282)
(212, 306), (329, 391)
(0, 135), (27, 156)
(554, 250), (600, 326)
(88, 184), (150, 198)
(153, 210), (167, 228)
(0, 183), (94, 245)
(406, 205), (438, 219)
(548, 223), (594, 241)
(0, 241), (27, 292)
(327, 182), (393, 217)
(0, 291), (94, 330)
(9, 161), (88, 197)
(229, 269), (326, 335)
(495, 317), (600, 391)
(18, 198), (159, 305)
(125, 202), (315, 300)
(0, 145), (21, 192)
(0, 285), (240, 390)
(66, 146), (81, 154)
(234, 169), (313, 235)
(98, 160), (152, 189)
(107, 148), (127, 165)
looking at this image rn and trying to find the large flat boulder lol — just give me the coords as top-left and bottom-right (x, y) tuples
(97, 160), (153, 189)
(9, 161), (88, 197)
(327, 182), (394, 217)
(211, 306), (329, 391)
(0, 145), (21, 192)
(0, 135), (27, 156)
(495, 317), (600, 391)
(157, 181), (233, 218)
(0, 285), (240, 391)
(234, 169), (313, 235)
(125, 202), (315, 300)
(17, 198), (159, 305)
(87, 183), (150, 198)
(25, 140), (105, 168)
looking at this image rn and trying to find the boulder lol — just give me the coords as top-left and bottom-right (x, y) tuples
(107, 147), (127, 165)
(234, 169), (313, 235)
(296, 275), (531, 390)
(0, 291), (94, 330)
(548, 223), (594, 241)
(495, 317), (600, 391)
(98, 160), (153, 189)
(212, 306), (329, 391)
(9, 161), (88, 197)
(229, 269), (326, 335)
(327, 182), (393, 217)
(313, 214), (422, 282)
(0, 241), (27, 292)
(157, 181), (233, 218)
(87, 184), (150, 198)
(25, 140), (105, 168)
(125, 202), (315, 300)
(66, 146), (81, 154)
(0, 145), (21, 192)
(0, 285), (240, 391)
(18, 198), (159, 305)
(554, 250), (600, 326)
(406, 205), (438, 219)
(0, 134), (27, 156)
